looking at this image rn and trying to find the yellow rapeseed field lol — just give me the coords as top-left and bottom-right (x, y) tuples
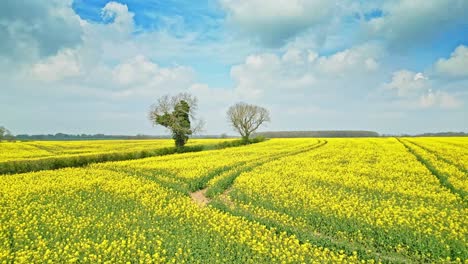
(0, 138), (466, 263)
(0, 139), (225, 162)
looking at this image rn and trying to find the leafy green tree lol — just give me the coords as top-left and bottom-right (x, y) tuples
(149, 93), (203, 148)
(0, 127), (5, 142)
(0, 126), (13, 142)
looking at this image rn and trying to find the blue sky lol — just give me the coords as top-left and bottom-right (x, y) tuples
(1, 0), (467, 135)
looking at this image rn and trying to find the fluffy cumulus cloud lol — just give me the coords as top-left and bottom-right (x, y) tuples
(101, 2), (135, 34)
(113, 55), (160, 86)
(0, 0), (82, 62)
(315, 44), (381, 74)
(365, 0), (468, 48)
(223, 43), (403, 133)
(221, 0), (336, 46)
(113, 55), (193, 86)
(3, 2), (197, 97)
(110, 55), (195, 97)
(419, 90), (463, 109)
(0, 1), (203, 134)
(435, 45), (468, 78)
(30, 49), (82, 81)
(230, 44), (382, 99)
(384, 70), (428, 97)
(0, 0), (467, 135)
(221, 0), (468, 50)
(383, 70), (463, 109)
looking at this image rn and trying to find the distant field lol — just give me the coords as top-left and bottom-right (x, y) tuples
(0, 139), (227, 162)
(0, 139), (230, 174)
(0, 138), (467, 263)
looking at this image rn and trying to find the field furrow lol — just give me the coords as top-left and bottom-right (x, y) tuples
(406, 138), (468, 173)
(399, 138), (467, 200)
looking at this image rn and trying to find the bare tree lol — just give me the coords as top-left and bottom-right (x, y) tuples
(149, 93), (204, 148)
(227, 102), (270, 142)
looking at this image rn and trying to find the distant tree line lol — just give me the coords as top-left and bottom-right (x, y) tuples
(12, 131), (467, 142)
(257, 131), (468, 138)
(13, 133), (237, 141)
(380, 132), (467, 137)
(253, 130), (380, 138)
(413, 132), (467, 137)
(14, 133), (162, 141)
(16, 133), (145, 140)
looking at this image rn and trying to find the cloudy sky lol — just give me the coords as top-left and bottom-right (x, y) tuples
(1, 0), (467, 135)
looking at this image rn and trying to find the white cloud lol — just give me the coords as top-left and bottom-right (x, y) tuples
(419, 90), (463, 109)
(113, 55), (159, 85)
(221, 0), (335, 46)
(384, 70), (428, 97)
(101, 2), (135, 34)
(435, 45), (468, 78)
(365, 0), (468, 48)
(230, 51), (312, 99)
(1, 1), (466, 135)
(307, 51), (319, 62)
(221, 0), (468, 50)
(383, 70), (463, 110)
(1, 2), (198, 101)
(413, 72), (427, 81)
(0, 0), (82, 61)
(229, 44), (382, 100)
(282, 48), (306, 65)
(316, 44), (381, 74)
(30, 49), (81, 81)
(109, 56), (195, 97)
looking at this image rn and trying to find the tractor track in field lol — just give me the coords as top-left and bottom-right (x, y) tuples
(194, 139), (416, 264)
(189, 140), (328, 206)
(404, 139), (468, 174)
(214, 193), (414, 264)
(190, 189), (210, 206)
(396, 138), (467, 201)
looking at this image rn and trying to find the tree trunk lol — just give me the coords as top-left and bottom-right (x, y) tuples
(174, 133), (186, 148)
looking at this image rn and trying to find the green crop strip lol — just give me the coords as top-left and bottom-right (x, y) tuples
(223, 188), (467, 262)
(205, 140), (328, 198)
(397, 138), (467, 201)
(405, 139), (468, 174)
(209, 197), (416, 264)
